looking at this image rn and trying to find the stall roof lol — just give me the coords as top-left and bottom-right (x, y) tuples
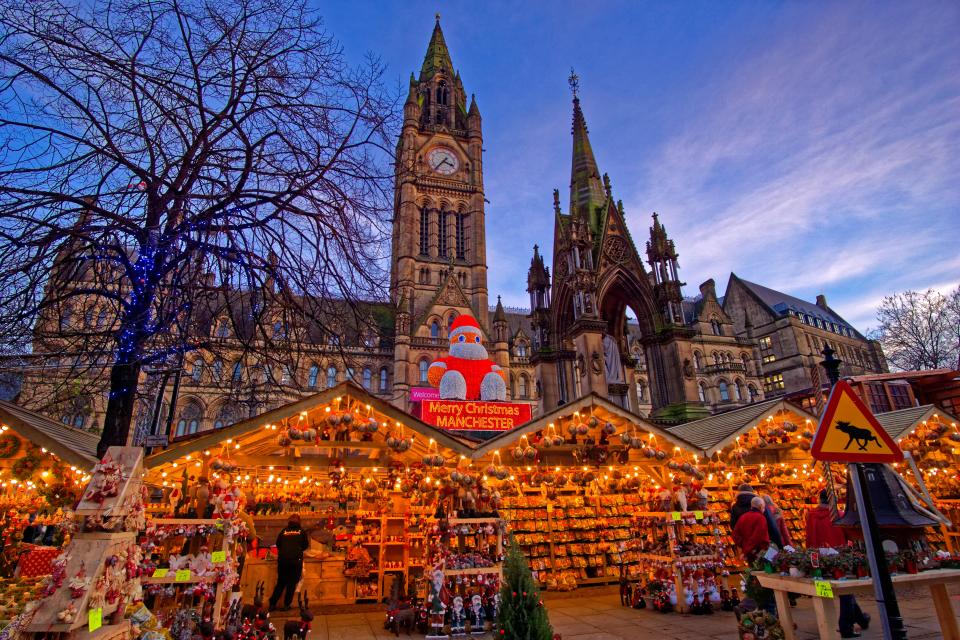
(470, 393), (694, 458)
(145, 381), (474, 469)
(875, 404), (959, 441)
(665, 398), (817, 457)
(0, 399), (99, 469)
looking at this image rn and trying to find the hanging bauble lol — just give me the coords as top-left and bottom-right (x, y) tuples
(567, 424), (578, 436)
(341, 412), (354, 425)
(681, 462), (694, 474)
(539, 438), (552, 449)
(588, 416), (599, 429)
(555, 474), (568, 487)
(210, 458), (224, 471)
(288, 427), (302, 440)
(303, 428), (317, 441)
(386, 436), (397, 449)
(576, 423), (589, 436)
(656, 449), (667, 460)
(512, 446), (525, 461)
(603, 422), (616, 435)
(643, 447), (656, 459)
(551, 435), (565, 447)
(485, 465), (497, 477)
(327, 414), (340, 426)
(619, 432), (631, 445)
(278, 433), (291, 447)
(524, 446), (537, 460)
(629, 436), (643, 449)
(801, 430), (814, 439)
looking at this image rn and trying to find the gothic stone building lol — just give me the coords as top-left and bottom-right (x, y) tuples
(16, 19), (883, 437)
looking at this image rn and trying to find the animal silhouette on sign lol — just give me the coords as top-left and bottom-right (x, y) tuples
(836, 420), (881, 451)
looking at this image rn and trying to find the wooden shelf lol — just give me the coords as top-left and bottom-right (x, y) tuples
(443, 566), (501, 576)
(448, 517), (501, 524)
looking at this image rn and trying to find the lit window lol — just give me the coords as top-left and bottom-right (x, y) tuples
(362, 367), (372, 390)
(763, 374), (785, 392)
(759, 337), (772, 350)
(762, 354), (776, 364)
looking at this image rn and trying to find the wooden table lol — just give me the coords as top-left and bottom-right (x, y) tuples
(755, 568), (960, 640)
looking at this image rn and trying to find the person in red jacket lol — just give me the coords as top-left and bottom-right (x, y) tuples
(805, 490), (870, 638)
(733, 496), (770, 563)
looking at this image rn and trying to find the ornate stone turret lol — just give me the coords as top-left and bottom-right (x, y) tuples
(646, 212), (685, 324)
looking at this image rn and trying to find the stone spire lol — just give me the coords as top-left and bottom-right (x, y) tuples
(420, 15), (454, 81)
(568, 70), (606, 221)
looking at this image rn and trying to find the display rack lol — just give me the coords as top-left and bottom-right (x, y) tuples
(140, 518), (238, 628)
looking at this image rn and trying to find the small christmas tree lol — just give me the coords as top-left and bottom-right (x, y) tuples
(497, 535), (553, 640)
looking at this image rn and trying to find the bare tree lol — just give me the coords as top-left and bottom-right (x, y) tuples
(0, 0), (397, 455)
(871, 287), (960, 372)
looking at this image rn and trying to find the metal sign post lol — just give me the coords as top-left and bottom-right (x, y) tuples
(815, 346), (907, 640)
(849, 463), (907, 640)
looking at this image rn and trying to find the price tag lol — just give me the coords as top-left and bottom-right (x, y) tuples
(211, 550), (226, 563)
(671, 512), (681, 521)
(694, 511), (704, 520)
(814, 580), (834, 599)
(151, 568), (168, 578)
(175, 569), (192, 582)
(88, 607), (102, 632)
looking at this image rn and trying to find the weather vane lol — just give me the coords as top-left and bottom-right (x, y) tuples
(568, 67), (580, 98)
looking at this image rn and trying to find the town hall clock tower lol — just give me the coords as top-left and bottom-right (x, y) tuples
(390, 17), (493, 408)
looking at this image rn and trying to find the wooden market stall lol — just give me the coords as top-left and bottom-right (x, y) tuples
(0, 400), (98, 626)
(144, 382), (476, 607)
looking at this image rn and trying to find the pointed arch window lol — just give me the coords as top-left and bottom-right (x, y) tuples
(734, 379), (744, 401)
(190, 359), (203, 383)
(693, 352), (702, 370)
(379, 367), (389, 392)
(711, 319), (723, 336)
(719, 381), (730, 402)
(698, 383), (706, 403)
(419, 206), (430, 256)
(231, 361), (244, 382)
(362, 367), (372, 390)
(447, 313), (457, 333)
(518, 374), (528, 399)
(308, 364), (320, 389)
(326, 366), (337, 389)
(438, 211), (448, 258)
(748, 384), (759, 401)
(430, 321), (440, 339)
(456, 214), (466, 259)
(175, 402), (203, 437)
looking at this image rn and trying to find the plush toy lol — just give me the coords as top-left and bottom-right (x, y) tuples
(673, 484), (688, 512)
(427, 316), (507, 401)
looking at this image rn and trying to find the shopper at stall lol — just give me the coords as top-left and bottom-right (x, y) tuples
(805, 490), (870, 639)
(732, 496), (770, 563)
(762, 494), (792, 547)
(269, 514), (310, 611)
(731, 484), (783, 547)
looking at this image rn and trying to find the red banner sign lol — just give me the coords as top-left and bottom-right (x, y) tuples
(420, 400), (532, 432)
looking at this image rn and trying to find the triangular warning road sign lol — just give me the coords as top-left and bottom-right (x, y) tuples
(811, 380), (903, 463)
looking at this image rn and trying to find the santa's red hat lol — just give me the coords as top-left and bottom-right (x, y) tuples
(449, 315), (482, 341)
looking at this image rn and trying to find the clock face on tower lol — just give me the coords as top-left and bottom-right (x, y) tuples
(427, 147), (459, 176)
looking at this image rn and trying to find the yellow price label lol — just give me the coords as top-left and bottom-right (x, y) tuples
(694, 511), (704, 520)
(151, 568), (168, 578)
(671, 511), (682, 521)
(88, 607), (102, 632)
(175, 569), (192, 582)
(814, 580), (834, 599)
(211, 550), (226, 563)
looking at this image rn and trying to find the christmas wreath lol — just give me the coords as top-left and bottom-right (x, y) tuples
(12, 448), (42, 480)
(0, 433), (21, 459)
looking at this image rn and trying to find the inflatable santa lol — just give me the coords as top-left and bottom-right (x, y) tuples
(427, 315), (507, 401)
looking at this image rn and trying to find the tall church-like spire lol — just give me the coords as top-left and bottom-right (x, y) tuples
(568, 70), (606, 221)
(420, 14), (454, 81)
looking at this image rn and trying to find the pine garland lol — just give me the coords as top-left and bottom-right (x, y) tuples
(496, 535), (553, 640)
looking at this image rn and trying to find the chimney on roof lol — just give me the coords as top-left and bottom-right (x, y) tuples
(815, 294), (828, 309)
(699, 279), (717, 300)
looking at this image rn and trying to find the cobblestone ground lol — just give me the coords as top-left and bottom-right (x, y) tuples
(273, 584), (959, 639)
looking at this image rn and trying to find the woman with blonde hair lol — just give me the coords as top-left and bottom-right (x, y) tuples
(762, 494), (791, 547)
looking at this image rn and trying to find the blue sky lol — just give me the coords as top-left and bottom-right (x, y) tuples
(319, 0), (960, 331)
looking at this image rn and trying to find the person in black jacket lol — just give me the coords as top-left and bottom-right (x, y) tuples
(269, 514), (310, 611)
(729, 484), (783, 547)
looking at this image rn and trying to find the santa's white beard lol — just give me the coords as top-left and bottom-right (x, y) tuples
(449, 340), (489, 360)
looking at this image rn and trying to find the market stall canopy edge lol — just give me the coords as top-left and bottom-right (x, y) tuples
(665, 398), (818, 457)
(875, 404), (960, 441)
(0, 399), (99, 469)
(144, 381), (475, 470)
(469, 393), (694, 458)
